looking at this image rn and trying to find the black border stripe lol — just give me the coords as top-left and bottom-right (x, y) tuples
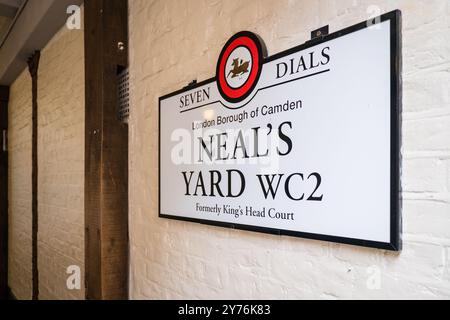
(158, 10), (402, 251)
(179, 69), (331, 114)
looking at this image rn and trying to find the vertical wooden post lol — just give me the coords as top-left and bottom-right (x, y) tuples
(28, 51), (40, 301)
(0, 86), (9, 300)
(84, 0), (129, 300)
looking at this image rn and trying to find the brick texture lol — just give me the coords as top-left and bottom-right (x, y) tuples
(7, 17), (85, 300)
(128, 0), (450, 299)
(8, 69), (33, 300)
(37, 22), (85, 300)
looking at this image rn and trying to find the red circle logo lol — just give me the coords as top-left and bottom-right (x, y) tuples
(216, 32), (266, 104)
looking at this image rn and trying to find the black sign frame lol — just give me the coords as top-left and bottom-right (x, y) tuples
(158, 10), (402, 251)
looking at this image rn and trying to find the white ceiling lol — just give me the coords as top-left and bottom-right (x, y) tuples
(0, 0), (83, 85)
(0, 0), (25, 16)
(0, 0), (25, 43)
(0, 0), (24, 8)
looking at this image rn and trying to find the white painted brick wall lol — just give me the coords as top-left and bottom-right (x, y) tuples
(8, 69), (33, 300)
(37, 21), (85, 300)
(129, 0), (450, 299)
(7, 13), (85, 300)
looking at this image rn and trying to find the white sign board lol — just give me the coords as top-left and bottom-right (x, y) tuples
(159, 11), (402, 250)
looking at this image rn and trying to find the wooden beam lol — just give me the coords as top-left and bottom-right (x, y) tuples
(27, 50), (40, 301)
(0, 85), (9, 300)
(84, 0), (129, 300)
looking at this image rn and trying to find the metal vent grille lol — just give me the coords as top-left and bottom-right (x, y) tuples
(117, 68), (130, 123)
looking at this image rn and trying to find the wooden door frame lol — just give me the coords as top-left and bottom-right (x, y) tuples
(84, 0), (129, 300)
